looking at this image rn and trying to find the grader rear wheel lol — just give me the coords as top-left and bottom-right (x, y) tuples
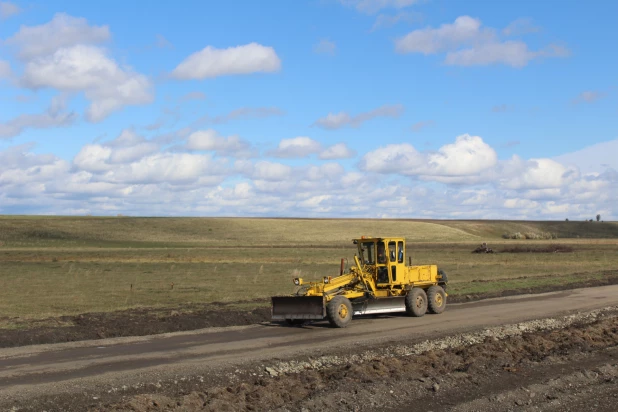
(327, 296), (353, 328)
(405, 288), (428, 317)
(427, 285), (446, 314)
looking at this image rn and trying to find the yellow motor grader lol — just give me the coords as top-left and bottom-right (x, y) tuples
(271, 236), (448, 328)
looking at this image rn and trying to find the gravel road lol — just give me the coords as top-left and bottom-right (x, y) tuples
(2, 285), (618, 411)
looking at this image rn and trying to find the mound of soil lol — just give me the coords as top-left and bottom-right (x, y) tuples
(0, 304), (271, 348)
(38, 311), (618, 412)
(499, 245), (574, 253)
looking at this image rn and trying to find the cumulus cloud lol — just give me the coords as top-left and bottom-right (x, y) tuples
(5, 13), (110, 60)
(314, 104), (404, 130)
(4, 14), (152, 122)
(360, 134), (497, 180)
(1, 129), (616, 220)
(314, 39), (336, 55)
(499, 156), (579, 190)
(171, 43), (281, 80)
(0, 1), (20, 19)
(186, 129), (254, 157)
(270, 137), (322, 158)
(0, 60), (12, 79)
(340, 0), (420, 14)
(0, 95), (78, 139)
(319, 143), (356, 159)
(73, 129), (160, 172)
(22, 45), (153, 122)
(252, 161), (292, 181)
(395, 15), (569, 67)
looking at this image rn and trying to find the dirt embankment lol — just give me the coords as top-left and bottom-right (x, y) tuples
(4, 270), (618, 348)
(13, 308), (618, 412)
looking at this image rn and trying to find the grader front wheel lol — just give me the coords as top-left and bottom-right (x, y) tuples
(327, 296), (353, 328)
(405, 288), (428, 317)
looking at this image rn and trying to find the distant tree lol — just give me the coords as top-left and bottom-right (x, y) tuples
(565, 218), (569, 222)
(596, 214), (601, 222)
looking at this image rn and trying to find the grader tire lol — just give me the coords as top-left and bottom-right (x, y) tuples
(327, 296), (353, 328)
(427, 285), (446, 314)
(405, 288), (428, 317)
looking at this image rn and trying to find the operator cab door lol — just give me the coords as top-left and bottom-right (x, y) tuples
(388, 240), (405, 284)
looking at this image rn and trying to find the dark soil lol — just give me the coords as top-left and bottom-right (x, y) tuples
(499, 244), (574, 253)
(0, 304), (271, 348)
(16, 309), (618, 412)
(3, 271), (618, 349)
(448, 269), (618, 304)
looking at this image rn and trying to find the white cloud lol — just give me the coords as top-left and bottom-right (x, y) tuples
(499, 157), (579, 190)
(186, 129), (253, 157)
(314, 104), (404, 130)
(360, 134), (496, 180)
(0, 95), (78, 139)
(22, 45), (153, 122)
(502, 18), (540, 36)
(371, 11), (422, 31)
(271, 137), (322, 158)
(73, 144), (114, 173)
(340, 0), (420, 14)
(395, 15), (569, 67)
(319, 143), (356, 159)
(314, 39), (336, 55)
(0, 1), (20, 20)
(0, 60), (12, 79)
(360, 143), (424, 174)
(252, 161), (292, 181)
(5, 13), (110, 59)
(73, 129), (160, 172)
(1, 130), (616, 220)
(426, 134), (497, 176)
(171, 43), (281, 80)
(395, 16), (484, 54)
(101, 153), (225, 185)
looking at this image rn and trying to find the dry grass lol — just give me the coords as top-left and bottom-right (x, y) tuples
(0, 216), (617, 323)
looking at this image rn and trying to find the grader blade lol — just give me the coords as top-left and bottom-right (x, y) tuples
(271, 296), (326, 320)
(352, 297), (406, 316)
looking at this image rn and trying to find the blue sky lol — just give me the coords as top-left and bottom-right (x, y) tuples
(0, 0), (616, 219)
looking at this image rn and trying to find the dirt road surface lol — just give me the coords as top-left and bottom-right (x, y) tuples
(2, 285), (618, 411)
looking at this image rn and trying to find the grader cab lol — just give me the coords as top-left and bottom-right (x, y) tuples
(271, 236), (448, 328)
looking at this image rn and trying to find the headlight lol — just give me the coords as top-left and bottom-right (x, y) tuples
(323, 277), (329, 284)
(293, 278), (300, 285)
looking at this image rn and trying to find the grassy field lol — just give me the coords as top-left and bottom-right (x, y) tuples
(1, 216), (617, 327)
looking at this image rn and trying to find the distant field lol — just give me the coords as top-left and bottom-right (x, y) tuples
(1, 216), (617, 248)
(0, 216), (617, 327)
